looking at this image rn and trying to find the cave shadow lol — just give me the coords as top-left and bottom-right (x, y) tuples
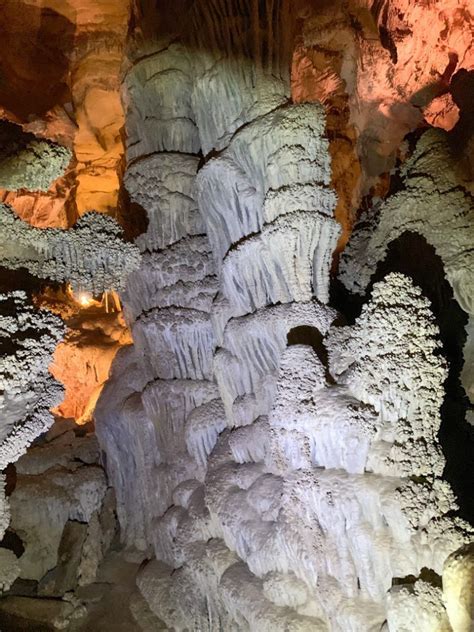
(0, 3), (76, 120)
(332, 232), (474, 525)
(287, 325), (336, 384)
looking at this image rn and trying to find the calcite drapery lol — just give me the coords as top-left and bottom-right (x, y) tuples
(0, 0), (469, 628)
(94, 3), (473, 628)
(339, 129), (474, 404)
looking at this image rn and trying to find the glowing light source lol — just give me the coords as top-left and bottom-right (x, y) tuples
(75, 291), (94, 308)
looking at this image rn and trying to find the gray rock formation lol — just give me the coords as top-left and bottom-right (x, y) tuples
(0, 122), (72, 192)
(6, 422), (116, 594)
(94, 13), (473, 628)
(0, 204), (141, 294)
(0, 291), (64, 480)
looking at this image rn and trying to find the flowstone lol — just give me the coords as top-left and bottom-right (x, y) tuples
(94, 10), (473, 630)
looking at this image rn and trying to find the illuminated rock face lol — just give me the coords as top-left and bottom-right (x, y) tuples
(0, 0), (131, 226)
(0, 0), (472, 629)
(50, 308), (132, 424)
(291, 0), (474, 249)
(94, 3), (473, 630)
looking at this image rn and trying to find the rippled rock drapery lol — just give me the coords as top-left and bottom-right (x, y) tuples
(95, 2), (473, 629)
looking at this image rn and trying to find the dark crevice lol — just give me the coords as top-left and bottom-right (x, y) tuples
(392, 568), (442, 589)
(287, 325), (335, 384)
(0, 529), (25, 558)
(332, 232), (474, 525)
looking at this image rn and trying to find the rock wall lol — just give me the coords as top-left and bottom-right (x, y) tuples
(95, 2), (474, 630)
(292, 0), (474, 248)
(0, 0), (132, 226)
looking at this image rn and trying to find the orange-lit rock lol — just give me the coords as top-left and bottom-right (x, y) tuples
(292, 17), (362, 253)
(0, 0), (131, 227)
(70, 0), (131, 216)
(424, 92), (460, 131)
(50, 304), (132, 425)
(293, 0), (474, 242)
(33, 286), (131, 425)
(0, 172), (76, 228)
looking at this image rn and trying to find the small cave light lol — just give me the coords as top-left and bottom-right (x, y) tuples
(75, 291), (94, 308)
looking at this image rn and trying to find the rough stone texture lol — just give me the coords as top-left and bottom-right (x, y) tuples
(125, 153), (203, 252)
(386, 581), (451, 632)
(95, 13), (473, 624)
(0, 549), (21, 593)
(3, 419), (116, 597)
(129, 589), (169, 631)
(0, 0), (131, 224)
(339, 130), (474, 313)
(1, 1), (469, 630)
(9, 463), (107, 581)
(0, 204), (141, 293)
(0, 595), (86, 631)
(123, 237), (217, 324)
(0, 291), (64, 496)
(327, 273), (447, 477)
(0, 121), (72, 192)
(123, 43), (201, 159)
(123, 6), (290, 160)
(50, 309), (132, 424)
(38, 521), (88, 597)
(443, 543), (474, 632)
(461, 316), (474, 404)
(339, 129), (474, 404)
(292, 0), (474, 247)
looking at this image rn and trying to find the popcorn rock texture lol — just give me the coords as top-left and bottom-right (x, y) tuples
(327, 273), (447, 477)
(2, 1), (473, 630)
(0, 204), (141, 294)
(339, 129), (474, 405)
(94, 5), (473, 626)
(0, 291), (65, 477)
(0, 289), (65, 592)
(0, 121), (72, 192)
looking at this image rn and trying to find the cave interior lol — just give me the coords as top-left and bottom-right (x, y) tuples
(0, 0), (473, 631)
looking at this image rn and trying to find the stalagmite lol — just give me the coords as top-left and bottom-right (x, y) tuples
(1, 1), (472, 630)
(94, 11), (473, 622)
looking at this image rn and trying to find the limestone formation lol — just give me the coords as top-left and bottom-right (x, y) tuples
(94, 20), (473, 623)
(327, 273), (447, 477)
(5, 422), (114, 596)
(0, 122), (72, 192)
(443, 543), (474, 632)
(0, 291), (64, 478)
(0, 550), (20, 593)
(1, 1), (473, 631)
(0, 204), (141, 293)
(339, 130), (474, 313)
(339, 129), (474, 404)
